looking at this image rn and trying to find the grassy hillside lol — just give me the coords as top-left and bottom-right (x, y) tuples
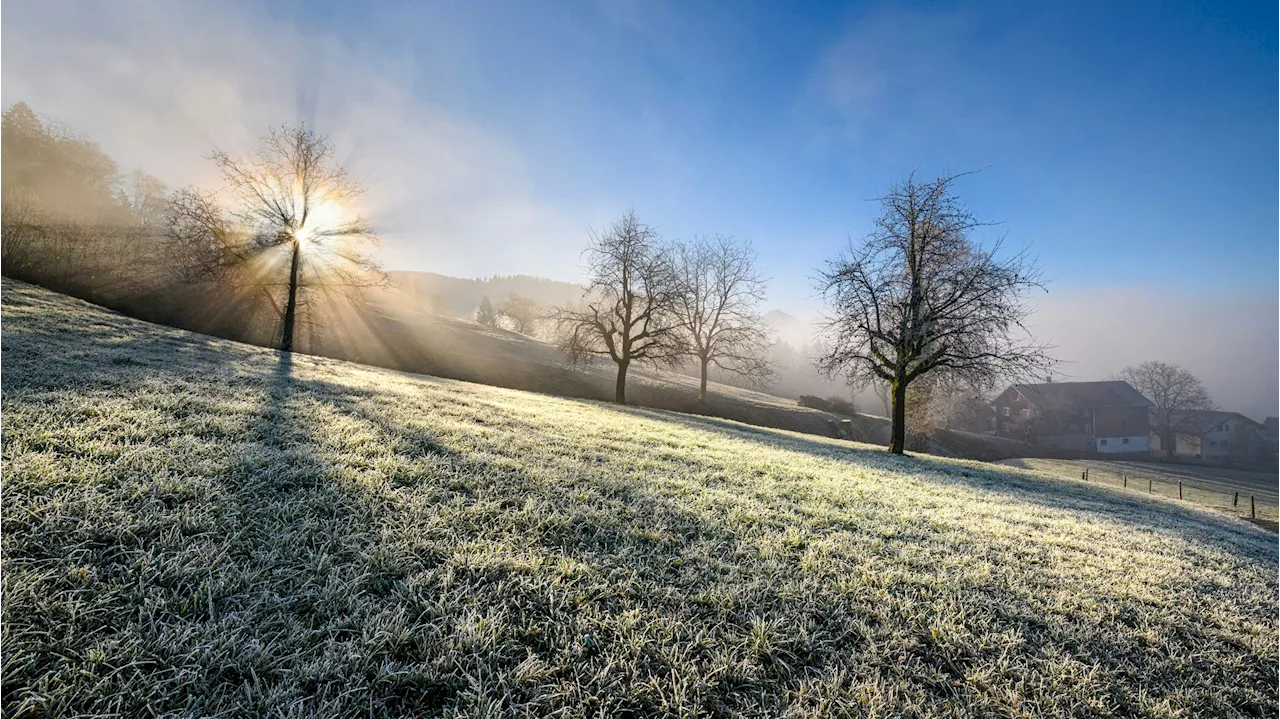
(2, 279), (1276, 717)
(308, 297), (851, 440)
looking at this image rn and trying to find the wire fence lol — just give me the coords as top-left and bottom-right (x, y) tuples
(1065, 465), (1279, 522)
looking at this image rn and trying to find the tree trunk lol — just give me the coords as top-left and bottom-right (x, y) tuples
(889, 376), (907, 454)
(280, 238), (301, 352)
(614, 359), (629, 404)
(698, 356), (709, 403)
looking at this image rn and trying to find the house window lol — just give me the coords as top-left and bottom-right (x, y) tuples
(1084, 425), (1093, 433)
(1100, 439), (1108, 446)
(1020, 409), (1031, 418)
(1122, 437), (1129, 444)
(1209, 440), (1217, 448)
(1002, 407), (1010, 417)
(1069, 424), (1078, 432)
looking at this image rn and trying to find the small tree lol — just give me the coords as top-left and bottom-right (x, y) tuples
(552, 211), (683, 404)
(816, 172), (1054, 454)
(1117, 361), (1215, 457)
(166, 124), (385, 352)
(498, 292), (541, 335)
(671, 235), (773, 402)
(476, 296), (499, 328)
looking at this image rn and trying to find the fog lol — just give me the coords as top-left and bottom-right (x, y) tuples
(1028, 287), (1279, 421)
(1, 0), (590, 280)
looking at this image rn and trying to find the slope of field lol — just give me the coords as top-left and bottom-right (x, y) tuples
(309, 299), (851, 440)
(2, 279), (1277, 717)
(1000, 458), (1279, 523)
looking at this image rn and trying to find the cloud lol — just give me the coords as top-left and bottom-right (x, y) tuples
(1, 0), (589, 280)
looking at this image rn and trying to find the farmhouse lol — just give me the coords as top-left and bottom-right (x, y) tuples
(991, 380), (1152, 453)
(1150, 410), (1265, 463)
(1264, 416), (1278, 438)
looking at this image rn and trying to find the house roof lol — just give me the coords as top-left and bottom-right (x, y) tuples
(1003, 381), (1153, 410)
(1167, 410), (1262, 435)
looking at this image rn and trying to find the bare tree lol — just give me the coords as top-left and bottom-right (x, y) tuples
(498, 292), (541, 335)
(122, 170), (168, 227)
(552, 211), (683, 404)
(671, 235), (774, 402)
(816, 171), (1055, 454)
(166, 124), (385, 352)
(1117, 361), (1215, 457)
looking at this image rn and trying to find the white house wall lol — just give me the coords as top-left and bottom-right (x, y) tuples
(1096, 436), (1149, 453)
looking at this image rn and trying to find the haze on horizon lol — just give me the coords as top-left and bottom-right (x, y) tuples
(3, 0), (1276, 419)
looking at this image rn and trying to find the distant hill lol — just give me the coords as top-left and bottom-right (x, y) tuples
(762, 309), (813, 347)
(388, 271), (584, 319)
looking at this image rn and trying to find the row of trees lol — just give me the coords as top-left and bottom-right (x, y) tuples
(552, 212), (772, 404)
(554, 174), (1057, 455)
(1, 103), (171, 296)
(1, 101), (1059, 455)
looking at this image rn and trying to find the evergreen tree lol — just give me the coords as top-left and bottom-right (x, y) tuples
(476, 295), (499, 328)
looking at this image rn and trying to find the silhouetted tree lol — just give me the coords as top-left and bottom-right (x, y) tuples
(166, 124), (385, 352)
(476, 295), (499, 328)
(816, 172), (1054, 454)
(672, 235), (773, 402)
(553, 211), (683, 404)
(1117, 361), (1215, 457)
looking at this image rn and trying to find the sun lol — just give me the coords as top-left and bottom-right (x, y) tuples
(295, 197), (349, 246)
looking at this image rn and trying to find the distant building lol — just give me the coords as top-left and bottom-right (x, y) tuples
(991, 380), (1152, 453)
(1264, 416), (1278, 438)
(1262, 417), (1279, 468)
(1150, 410), (1265, 464)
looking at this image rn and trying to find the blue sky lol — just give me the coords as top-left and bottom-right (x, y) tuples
(4, 0), (1277, 415)
(271, 0), (1278, 304)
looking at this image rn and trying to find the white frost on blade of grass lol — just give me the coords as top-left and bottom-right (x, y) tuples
(2, 278), (1277, 718)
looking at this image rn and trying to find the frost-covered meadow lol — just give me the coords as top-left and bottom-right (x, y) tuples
(2, 279), (1276, 717)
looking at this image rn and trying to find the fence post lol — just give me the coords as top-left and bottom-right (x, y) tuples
(1251, 495), (1256, 519)
(1148, 479), (1152, 494)
(1122, 473), (1127, 488)
(1233, 491), (1239, 507)
(1178, 481), (1183, 500)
